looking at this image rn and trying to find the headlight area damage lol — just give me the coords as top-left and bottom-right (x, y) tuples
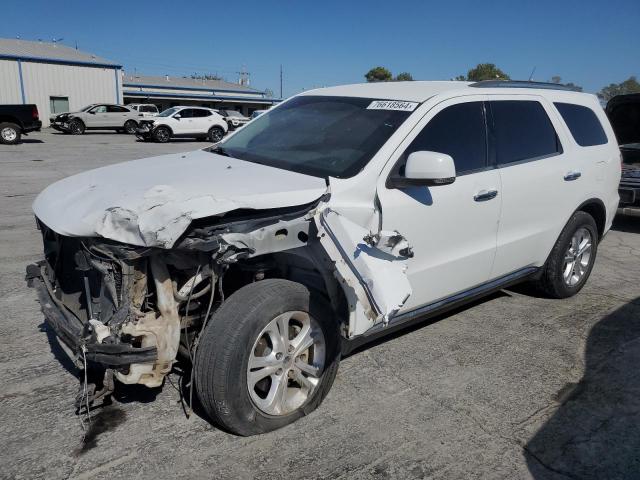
(26, 197), (412, 411)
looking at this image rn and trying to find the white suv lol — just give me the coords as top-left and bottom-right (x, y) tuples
(28, 81), (620, 436)
(136, 106), (228, 142)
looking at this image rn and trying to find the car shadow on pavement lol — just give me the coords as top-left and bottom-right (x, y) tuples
(525, 297), (640, 479)
(611, 215), (640, 234)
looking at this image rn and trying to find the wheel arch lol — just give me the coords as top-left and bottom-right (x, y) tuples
(153, 123), (173, 135)
(234, 249), (350, 337)
(575, 198), (607, 241)
(0, 115), (22, 128)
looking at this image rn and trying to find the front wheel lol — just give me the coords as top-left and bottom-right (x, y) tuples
(124, 120), (137, 134)
(208, 126), (225, 143)
(535, 211), (598, 298)
(195, 279), (340, 436)
(69, 119), (85, 135)
(0, 122), (21, 145)
(153, 126), (171, 143)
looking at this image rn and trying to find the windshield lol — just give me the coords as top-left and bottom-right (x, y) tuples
(213, 96), (413, 178)
(225, 110), (244, 118)
(157, 107), (180, 117)
(80, 104), (96, 112)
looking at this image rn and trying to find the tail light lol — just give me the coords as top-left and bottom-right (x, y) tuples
(32, 105), (39, 120)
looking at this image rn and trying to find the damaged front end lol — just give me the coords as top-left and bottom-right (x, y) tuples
(27, 196), (413, 410)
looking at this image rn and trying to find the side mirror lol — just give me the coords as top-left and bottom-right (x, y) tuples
(174, 114), (181, 119)
(89, 110), (96, 115)
(387, 151), (456, 188)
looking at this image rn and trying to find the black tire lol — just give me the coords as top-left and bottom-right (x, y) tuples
(207, 126), (225, 143)
(195, 279), (341, 436)
(535, 211), (599, 299)
(153, 126), (171, 143)
(124, 120), (138, 134)
(0, 122), (21, 145)
(69, 119), (85, 135)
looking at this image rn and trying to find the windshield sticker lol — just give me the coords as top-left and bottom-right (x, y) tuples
(367, 100), (419, 112)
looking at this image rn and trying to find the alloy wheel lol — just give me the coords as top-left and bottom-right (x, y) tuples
(562, 227), (592, 286)
(246, 311), (326, 416)
(1, 127), (17, 142)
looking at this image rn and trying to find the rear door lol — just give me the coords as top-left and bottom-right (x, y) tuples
(488, 96), (576, 278)
(106, 105), (130, 127)
(190, 108), (213, 134)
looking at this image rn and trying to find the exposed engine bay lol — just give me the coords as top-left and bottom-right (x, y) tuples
(26, 197), (412, 409)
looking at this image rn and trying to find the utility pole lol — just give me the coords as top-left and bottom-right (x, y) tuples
(280, 64), (283, 99)
(236, 65), (251, 86)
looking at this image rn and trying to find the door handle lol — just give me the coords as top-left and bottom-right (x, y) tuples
(474, 189), (498, 202)
(564, 171), (582, 181)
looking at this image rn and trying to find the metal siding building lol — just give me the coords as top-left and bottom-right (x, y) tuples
(0, 38), (121, 126)
(122, 74), (279, 116)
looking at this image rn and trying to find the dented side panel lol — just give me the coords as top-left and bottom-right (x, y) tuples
(315, 208), (412, 337)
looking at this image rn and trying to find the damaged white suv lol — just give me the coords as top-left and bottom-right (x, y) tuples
(27, 81), (620, 436)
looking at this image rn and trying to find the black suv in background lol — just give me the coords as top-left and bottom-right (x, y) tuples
(606, 94), (640, 216)
(0, 104), (42, 144)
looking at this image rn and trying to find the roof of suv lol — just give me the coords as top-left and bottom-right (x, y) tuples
(302, 80), (594, 103)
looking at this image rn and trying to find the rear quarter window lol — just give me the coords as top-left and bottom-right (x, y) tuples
(554, 102), (608, 147)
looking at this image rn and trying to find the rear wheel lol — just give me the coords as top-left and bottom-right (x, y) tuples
(69, 119), (85, 135)
(0, 122), (21, 145)
(208, 126), (225, 143)
(195, 279), (340, 436)
(124, 120), (137, 134)
(153, 126), (171, 143)
(536, 211), (598, 298)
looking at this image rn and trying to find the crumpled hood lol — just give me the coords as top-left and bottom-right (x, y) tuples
(33, 149), (328, 248)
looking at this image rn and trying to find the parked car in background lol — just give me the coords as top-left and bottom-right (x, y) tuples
(135, 106), (228, 143)
(0, 104), (41, 144)
(605, 93), (640, 216)
(218, 109), (250, 130)
(50, 104), (140, 134)
(127, 104), (159, 117)
(250, 109), (267, 119)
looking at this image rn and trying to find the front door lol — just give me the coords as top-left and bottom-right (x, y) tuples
(377, 98), (501, 312)
(88, 105), (109, 127)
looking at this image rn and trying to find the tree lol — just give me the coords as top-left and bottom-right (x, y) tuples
(549, 76), (583, 91)
(395, 72), (414, 81)
(365, 66), (393, 82)
(457, 63), (510, 82)
(564, 82), (583, 92)
(598, 76), (640, 102)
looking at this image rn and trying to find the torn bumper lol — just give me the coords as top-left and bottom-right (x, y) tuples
(26, 262), (157, 368)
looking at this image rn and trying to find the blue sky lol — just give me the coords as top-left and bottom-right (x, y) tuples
(3, 0), (638, 97)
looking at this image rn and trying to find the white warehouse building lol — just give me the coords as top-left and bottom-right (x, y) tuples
(0, 38), (279, 127)
(0, 38), (122, 127)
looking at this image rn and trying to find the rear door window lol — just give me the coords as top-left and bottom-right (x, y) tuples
(489, 100), (562, 166)
(554, 103), (608, 147)
(404, 102), (488, 175)
(107, 105), (129, 113)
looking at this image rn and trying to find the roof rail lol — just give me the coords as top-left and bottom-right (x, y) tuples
(469, 80), (580, 91)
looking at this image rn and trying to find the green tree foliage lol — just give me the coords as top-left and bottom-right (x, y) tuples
(365, 66), (393, 82)
(550, 76), (583, 91)
(598, 76), (640, 102)
(457, 63), (510, 82)
(395, 72), (414, 81)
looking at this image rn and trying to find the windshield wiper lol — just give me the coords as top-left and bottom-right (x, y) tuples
(210, 146), (233, 158)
